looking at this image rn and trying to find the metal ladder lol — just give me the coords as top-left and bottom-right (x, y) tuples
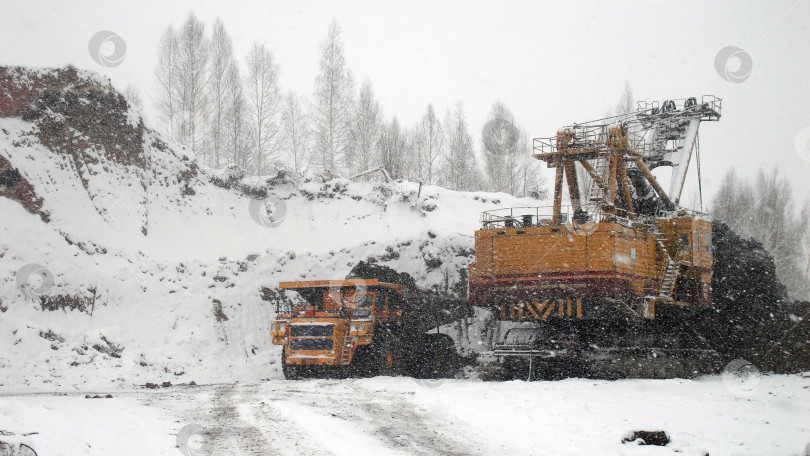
(655, 238), (681, 299)
(339, 322), (354, 365)
(628, 235), (682, 319)
(659, 257), (679, 298)
(585, 156), (609, 214)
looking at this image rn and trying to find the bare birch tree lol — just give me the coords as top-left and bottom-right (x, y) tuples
(401, 125), (420, 180)
(481, 101), (543, 196)
(379, 117), (406, 179)
(516, 130), (545, 197)
(206, 18), (236, 168)
(153, 25), (180, 139)
(348, 79), (383, 177)
(245, 41), (281, 175)
(177, 13), (209, 155)
(442, 103), (480, 191)
(313, 19), (354, 175)
(482, 101), (520, 193)
(416, 104), (443, 185)
(712, 168), (756, 233)
(224, 62), (251, 170)
(280, 92), (311, 173)
(615, 81), (634, 116)
(751, 168), (808, 297)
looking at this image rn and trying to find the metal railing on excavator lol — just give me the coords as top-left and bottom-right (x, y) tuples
(480, 205), (662, 232)
(532, 95), (721, 159)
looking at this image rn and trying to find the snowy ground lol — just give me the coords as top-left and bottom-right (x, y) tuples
(1, 374), (809, 456)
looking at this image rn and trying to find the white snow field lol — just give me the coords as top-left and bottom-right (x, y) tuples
(1, 68), (809, 455)
(1, 375), (809, 456)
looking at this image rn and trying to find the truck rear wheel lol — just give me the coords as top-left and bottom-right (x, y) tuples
(376, 340), (398, 376)
(415, 333), (458, 379)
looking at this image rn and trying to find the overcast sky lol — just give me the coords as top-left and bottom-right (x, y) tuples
(2, 0), (809, 208)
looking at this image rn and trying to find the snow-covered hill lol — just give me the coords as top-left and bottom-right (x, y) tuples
(0, 66), (541, 389)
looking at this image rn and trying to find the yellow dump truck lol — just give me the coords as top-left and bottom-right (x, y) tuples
(270, 263), (469, 379)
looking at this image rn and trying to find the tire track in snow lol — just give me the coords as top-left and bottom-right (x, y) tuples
(205, 384), (328, 455)
(141, 380), (501, 455)
(264, 380), (493, 456)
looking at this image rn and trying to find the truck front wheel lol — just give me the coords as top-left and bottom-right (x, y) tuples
(350, 345), (378, 377)
(350, 339), (399, 377)
(282, 348), (303, 380)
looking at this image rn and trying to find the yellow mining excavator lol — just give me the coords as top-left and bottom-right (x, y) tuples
(469, 96), (723, 378)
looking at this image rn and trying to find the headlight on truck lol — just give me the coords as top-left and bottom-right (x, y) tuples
(270, 322), (287, 336)
(350, 322), (367, 333)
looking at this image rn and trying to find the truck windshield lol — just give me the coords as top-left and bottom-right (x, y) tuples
(352, 292), (374, 318)
(282, 287), (375, 316)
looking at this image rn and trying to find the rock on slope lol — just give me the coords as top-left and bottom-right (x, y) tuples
(0, 66), (541, 389)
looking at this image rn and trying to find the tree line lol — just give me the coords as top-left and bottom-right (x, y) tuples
(712, 167), (810, 300)
(149, 14), (545, 197)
